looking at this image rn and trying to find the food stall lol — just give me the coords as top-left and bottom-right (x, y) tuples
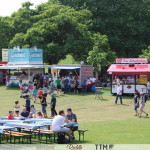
(51, 64), (93, 86)
(107, 58), (150, 94)
(0, 48), (50, 87)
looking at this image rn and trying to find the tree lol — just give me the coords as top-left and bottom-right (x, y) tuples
(60, 0), (150, 58)
(139, 46), (150, 61)
(9, 1), (93, 64)
(0, 17), (12, 59)
(87, 33), (116, 77)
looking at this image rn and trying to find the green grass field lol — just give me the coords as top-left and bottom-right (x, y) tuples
(0, 85), (150, 144)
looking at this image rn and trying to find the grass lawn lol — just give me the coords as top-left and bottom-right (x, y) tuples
(0, 85), (150, 144)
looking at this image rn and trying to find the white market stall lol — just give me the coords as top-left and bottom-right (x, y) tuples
(0, 48), (50, 87)
(107, 58), (150, 94)
(51, 64), (93, 86)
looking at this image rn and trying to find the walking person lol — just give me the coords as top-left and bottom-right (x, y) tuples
(139, 92), (148, 118)
(50, 93), (57, 117)
(55, 77), (61, 95)
(49, 80), (55, 94)
(41, 94), (48, 118)
(115, 83), (123, 104)
(133, 92), (139, 116)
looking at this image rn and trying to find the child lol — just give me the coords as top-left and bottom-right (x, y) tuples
(36, 111), (43, 118)
(33, 86), (38, 103)
(38, 88), (43, 101)
(25, 95), (30, 112)
(14, 101), (20, 117)
(30, 105), (36, 115)
(28, 112), (33, 118)
(43, 85), (48, 97)
(8, 111), (14, 120)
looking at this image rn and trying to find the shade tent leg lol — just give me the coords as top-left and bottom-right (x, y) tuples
(28, 68), (30, 81)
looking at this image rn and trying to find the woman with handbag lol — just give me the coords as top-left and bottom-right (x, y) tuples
(133, 92), (139, 116)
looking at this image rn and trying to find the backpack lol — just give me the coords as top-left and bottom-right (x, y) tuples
(57, 134), (70, 144)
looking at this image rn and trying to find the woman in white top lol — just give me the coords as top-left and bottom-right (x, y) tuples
(139, 92), (148, 118)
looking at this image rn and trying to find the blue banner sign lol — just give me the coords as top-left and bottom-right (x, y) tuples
(8, 48), (43, 64)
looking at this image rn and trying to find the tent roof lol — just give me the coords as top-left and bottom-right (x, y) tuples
(52, 64), (93, 70)
(0, 64), (51, 69)
(107, 64), (150, 75)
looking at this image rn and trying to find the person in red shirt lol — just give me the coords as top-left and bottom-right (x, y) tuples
(8, 111), (14, 120)
(38, 88), (43, 102)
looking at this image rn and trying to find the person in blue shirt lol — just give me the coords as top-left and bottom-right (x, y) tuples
(25, 95), (30, 112)
(20, 107), (29, 117)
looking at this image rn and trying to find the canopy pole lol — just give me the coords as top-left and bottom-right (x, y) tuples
(28, 68), (30, 81)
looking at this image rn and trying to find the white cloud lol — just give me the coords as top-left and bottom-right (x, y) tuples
(0, 0), (48, 16)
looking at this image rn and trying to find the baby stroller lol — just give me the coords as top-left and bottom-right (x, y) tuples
(20, 86), (28, 98)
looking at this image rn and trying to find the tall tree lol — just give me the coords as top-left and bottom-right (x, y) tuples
(9, 1), (93, 64)
(87, 33), (116, 76)
(60, 0), (150, 58)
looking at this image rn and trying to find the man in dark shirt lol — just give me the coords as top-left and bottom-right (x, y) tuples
(64, 77), (69, 94)
(66, 108), (78, 131)
(20, 107), (29, 117)
(25, 95), (30, 112)
(50, 93), (57, 117)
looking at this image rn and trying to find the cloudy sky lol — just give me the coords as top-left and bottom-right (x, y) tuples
(0, 0), (48, 16)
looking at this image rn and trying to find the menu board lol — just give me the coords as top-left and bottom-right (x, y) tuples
(139, 75), (147, 84)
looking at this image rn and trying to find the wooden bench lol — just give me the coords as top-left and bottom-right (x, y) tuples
(77, 130), (88, 141)
(4, 131), (31, 144)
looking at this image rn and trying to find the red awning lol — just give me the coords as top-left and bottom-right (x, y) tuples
(107, 64), (150, 75)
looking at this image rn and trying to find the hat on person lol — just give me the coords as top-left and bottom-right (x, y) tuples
(140, 92), (144, 95)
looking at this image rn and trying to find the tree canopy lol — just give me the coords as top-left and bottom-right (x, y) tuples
(60, 0), (150, 58)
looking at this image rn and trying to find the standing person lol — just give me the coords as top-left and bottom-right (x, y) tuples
(55, 77), (61, 94)
(37, 88), (43, 101)
(139, 92), (148, 118)
(33, 79), (38, 89)
(43, 85), (48, 97)
(133, 92), (139, 116)
(49, 80), (55, 94)
(14, 101), (20, 117)
(6, 72), (10, 87)
(50, 93), (57, 117)
(25, 95), (30, 112)
(74, 79), (79, 94)
(67, 76), (72, 92)
(28, 81), (33, 99)
(33, 86), (38, 103)
(52, 110), (73, 141)
(115, 83), (123, 104)
(64, 77), (69, 94)
(147, 80), (150, 97)
(41, 94), (48, 118)
(81, 79), (87, 93)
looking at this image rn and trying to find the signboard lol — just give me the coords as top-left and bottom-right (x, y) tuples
(116, 58), (148, 64)
(8, 48), (43, 65)
(80, 65), (93, 83)
(2, 49), (8, 62)
(139, 75), (147, 84)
